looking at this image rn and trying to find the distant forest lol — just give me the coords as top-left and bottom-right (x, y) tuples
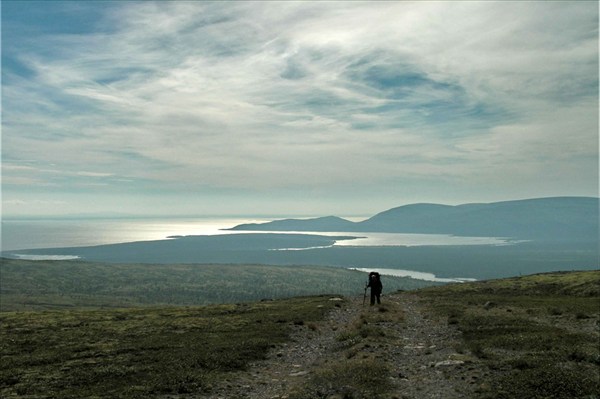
(0, 259), (437, 311)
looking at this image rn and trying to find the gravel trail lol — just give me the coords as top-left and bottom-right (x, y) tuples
(201, 292), (491, 399)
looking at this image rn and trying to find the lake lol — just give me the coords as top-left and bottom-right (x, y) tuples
(1, 217), (512, 252)
(2, 218), (597, 282)
(0, 217), (268, 251)
(349, 268), (477, 283)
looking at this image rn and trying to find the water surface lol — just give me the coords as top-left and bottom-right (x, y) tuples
(350, 267), (477, 283)
(2, 218), (512, 252)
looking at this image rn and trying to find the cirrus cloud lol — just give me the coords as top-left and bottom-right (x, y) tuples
(2, 1), (598, 216)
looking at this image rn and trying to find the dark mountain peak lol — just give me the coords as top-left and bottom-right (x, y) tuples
(314, 215), (347, 222)
(359, 197), (599, 239)
(228, 197), (598, 240)
(373, 203), (455, 216)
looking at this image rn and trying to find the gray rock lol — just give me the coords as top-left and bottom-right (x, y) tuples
(435, 360), (466, 367)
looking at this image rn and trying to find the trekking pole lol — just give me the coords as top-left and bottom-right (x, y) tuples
(362, 283), (368, 306)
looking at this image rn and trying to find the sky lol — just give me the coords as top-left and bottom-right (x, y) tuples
(1, 1), (598, 218)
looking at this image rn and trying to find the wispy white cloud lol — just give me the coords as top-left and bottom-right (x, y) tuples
(2, 1), (597, 215)
(76, 171), (114, 178)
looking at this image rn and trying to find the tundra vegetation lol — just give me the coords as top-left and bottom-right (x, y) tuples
(418, 271), (600, 399)
(0, 296), (340, 397)
(0, 258), (434, 310)
(0, 259), (598, 398)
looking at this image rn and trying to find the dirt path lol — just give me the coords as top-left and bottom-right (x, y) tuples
(202, 297), (357, 399)
(383, 293), (490, 398)
(202, 292), (490, 399)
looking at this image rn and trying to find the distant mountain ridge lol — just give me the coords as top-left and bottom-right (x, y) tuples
(229, 197), (599, 241)
(229, 216), (356, 232)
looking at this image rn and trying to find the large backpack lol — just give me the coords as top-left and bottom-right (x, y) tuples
(369, 272), (381, 286)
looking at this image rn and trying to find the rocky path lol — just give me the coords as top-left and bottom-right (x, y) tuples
(204, 297), (357, 399)
(202, 292), (490, 399)
(383, 293), (490, 398)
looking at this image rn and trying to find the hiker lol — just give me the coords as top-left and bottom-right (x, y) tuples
(366, 271), (383, 305)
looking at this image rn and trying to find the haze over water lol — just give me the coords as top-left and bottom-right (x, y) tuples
(1, 218), (268, 251)
(1, 217), (511, 252)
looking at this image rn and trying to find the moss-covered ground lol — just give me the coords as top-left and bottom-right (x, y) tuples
(418, 270), (599, 399)
(1, 267), (598, 398)
(0, 296), (340, 398)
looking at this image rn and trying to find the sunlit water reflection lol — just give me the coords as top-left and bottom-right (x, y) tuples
(2, 218), (514, 252)
(350, 267), (477, 283)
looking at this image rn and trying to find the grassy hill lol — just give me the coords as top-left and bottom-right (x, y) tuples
(0, 296), (342, 398)
(418, 270), (599, 399)
(0, 265), (598, 398)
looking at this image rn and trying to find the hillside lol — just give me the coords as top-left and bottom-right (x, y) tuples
(0, 258), (436, 311)
(1, 270), (598, 398)
(230, 215), (356, 232)
(229, 197), (599, 241)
